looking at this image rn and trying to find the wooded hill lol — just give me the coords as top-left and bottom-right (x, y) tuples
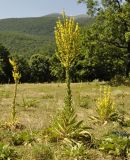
(0, 14), (93, 57)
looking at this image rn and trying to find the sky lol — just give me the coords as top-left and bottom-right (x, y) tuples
(0, 0), (87, 19)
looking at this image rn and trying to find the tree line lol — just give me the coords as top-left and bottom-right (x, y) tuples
(0, 0), (129, 83)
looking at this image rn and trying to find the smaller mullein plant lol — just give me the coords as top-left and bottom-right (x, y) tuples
(9, 58), (21, 122)
(96, 86), (116, 123)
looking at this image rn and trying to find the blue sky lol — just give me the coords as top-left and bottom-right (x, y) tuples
(0, 0), (86, 19)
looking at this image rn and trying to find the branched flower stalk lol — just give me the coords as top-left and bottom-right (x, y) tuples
(9, 58), (21, 122)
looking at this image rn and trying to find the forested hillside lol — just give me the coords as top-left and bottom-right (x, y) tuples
(0, 0), (129, 83)
(0, 14), (92, 56)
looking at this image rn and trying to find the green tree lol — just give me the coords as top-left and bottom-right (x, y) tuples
(50, 53), (91, 82)
(78, 0), (130, 79)
(70, 52), (94, 82)
(50, 54), (65, 82)
(0, 44), (12, 83)
(29, 54), (51, 82)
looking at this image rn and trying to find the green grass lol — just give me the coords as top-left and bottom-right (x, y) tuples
(0, 82), (130, 159)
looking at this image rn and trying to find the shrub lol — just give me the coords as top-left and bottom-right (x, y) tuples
(109, 75), (126, 86)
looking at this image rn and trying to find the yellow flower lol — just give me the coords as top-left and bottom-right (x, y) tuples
(9, 58), (21, 82)
(96, 86), (115, 122)
(55, 13), (81, 68)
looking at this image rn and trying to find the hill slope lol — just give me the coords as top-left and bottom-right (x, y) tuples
(0, 14), (93, 57)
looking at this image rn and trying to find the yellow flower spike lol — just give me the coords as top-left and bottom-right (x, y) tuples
(9, 58), (21, 122)
(9, 58), (21, 83)
(96, 86), (115, 123)
(55, 12), (81, 69)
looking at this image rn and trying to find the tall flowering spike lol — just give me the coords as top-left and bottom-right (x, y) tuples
(55, 13), (81, 68)
(9, 58), (21, 122)
(9, 58), (21, 82)
(96, 86), (115, 122)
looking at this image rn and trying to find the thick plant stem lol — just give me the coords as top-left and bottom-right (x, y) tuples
(65, 67), (72, 108)
(12, 81), (18, 122)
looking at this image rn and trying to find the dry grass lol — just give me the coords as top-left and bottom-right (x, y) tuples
(0, 82), (130, 159)
(0, 82), (130, 129)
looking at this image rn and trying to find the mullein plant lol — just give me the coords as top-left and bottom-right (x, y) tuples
(48, 12), (92, 145)
(9, 58), (21, 122)
(55, 11), (81, 109)
(96, 86), (116, 123)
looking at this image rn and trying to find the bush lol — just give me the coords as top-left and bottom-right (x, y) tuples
(109, 75), (126, 86)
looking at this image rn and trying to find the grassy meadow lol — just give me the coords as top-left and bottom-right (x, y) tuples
(0, 82), (130, 159)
